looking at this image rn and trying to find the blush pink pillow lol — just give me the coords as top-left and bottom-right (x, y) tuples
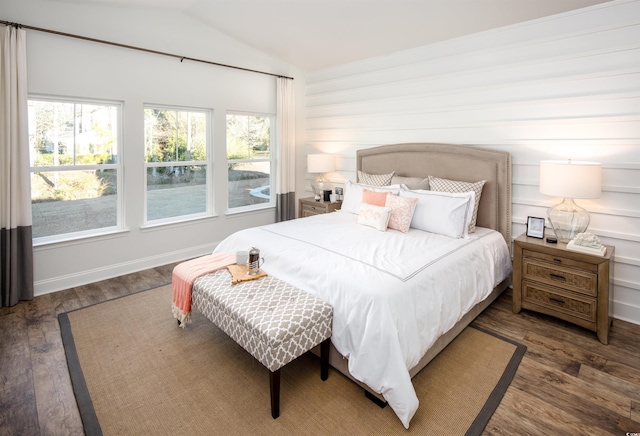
(385, 194), (419, 233)
(362, 189), (389, 207)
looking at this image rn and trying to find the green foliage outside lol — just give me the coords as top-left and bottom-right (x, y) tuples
(29, 100), (119, 202)
(144, 108), (207, 164)
(33, 151), (115, 167)
(226, 114), (270, 161)
(31, 170), (116, 203)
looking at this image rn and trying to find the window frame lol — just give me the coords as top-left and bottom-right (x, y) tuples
(142, 104), (213, 226)
(226, 111), (276, 214)
(28, 95), (124, 245)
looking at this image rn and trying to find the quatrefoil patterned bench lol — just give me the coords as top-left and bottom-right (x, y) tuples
(191, 269), (333, 418)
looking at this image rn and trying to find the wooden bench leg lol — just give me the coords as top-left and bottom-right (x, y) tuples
(320, 338), (330, 381)
(270, 369), (280, 419)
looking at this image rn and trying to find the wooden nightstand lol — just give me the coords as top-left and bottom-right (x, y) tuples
(513, 233), (614, 344)
(298, 197), (341, 218)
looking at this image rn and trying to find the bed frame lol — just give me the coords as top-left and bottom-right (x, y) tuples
(318, 142), (512, 404)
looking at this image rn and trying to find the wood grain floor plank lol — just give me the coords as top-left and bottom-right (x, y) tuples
(28, 317), (83, 436)
(47, 287), (82, 317)
(503, 387), (618, 436)
(631, 400), (640, 424)
(0, 309), (40, 436)
(516, 332), (582, 376)
(578, 364), (640, 402)
(517, 357), (632, 423)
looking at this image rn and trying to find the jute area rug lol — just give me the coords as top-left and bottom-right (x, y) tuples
(59, 284), (525, 436)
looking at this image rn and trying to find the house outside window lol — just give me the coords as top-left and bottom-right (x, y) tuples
(226, 112), (275, 212)
(28, 97), (122, 242)
(144, 106), (210, 224)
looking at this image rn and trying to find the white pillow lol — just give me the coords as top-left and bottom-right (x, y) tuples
(428, 176), (486, 233)
(399, 189), (476, 238)
(341, 180), (402, 214)
(357, 203), (392, 231)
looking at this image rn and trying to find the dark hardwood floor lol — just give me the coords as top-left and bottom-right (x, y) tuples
(1, 264), (639, 435)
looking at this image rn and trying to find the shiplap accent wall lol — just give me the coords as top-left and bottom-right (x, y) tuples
(302, 0), (640, 324)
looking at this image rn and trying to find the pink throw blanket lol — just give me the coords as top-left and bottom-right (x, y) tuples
(171, 252), (236, 327)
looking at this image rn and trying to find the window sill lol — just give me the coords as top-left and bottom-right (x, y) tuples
(33, 228), (131, 251)
(141, 214), (219, 232)
(225, 204), (276, 217)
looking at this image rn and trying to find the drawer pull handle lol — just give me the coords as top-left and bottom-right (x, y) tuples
(549, 273), (566, 282)
(553, 258), (562, 264)
(549, 297), (565, 305)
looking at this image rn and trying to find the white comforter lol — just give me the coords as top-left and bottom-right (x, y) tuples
(214, 211), (512, 428)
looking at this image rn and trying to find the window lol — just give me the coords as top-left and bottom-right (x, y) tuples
(144, 106), (210, 223)
(226, 113), (274, 211)
(28, 98), (122, 241)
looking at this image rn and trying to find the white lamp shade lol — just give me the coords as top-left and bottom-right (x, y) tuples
(307, 154), (335, 173)
(539, 160), (602, 199)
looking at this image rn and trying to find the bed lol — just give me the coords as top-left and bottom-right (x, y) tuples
(204, 143), (512, 428)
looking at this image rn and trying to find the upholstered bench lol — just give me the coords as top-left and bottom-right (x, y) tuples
(190, 269), (333, 418)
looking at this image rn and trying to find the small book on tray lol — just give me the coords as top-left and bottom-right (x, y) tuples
(566, 240), (607, 257)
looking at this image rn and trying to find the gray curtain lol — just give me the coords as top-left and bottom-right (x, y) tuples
(275, 77), (296, 222)
(1, 25), (34, 307)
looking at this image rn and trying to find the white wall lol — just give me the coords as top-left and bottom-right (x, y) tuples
(3, 0), (306, 294)
(302, 0), (640, 324)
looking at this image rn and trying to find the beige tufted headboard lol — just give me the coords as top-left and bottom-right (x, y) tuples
(357, 143), (512, 246)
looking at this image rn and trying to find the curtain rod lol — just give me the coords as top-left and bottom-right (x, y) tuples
(0, 20), (294, 80)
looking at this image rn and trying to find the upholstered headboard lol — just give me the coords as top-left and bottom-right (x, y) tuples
(357, 143), (512, 245)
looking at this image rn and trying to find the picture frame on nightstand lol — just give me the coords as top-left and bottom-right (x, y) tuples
(526, 216), (545, 239)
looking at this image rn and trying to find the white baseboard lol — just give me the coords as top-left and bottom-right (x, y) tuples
(33, 241), (220, 297)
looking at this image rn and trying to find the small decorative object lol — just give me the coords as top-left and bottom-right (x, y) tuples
(335, 187), (344, 201)
(526, 216), (545, 239)
(567, 232), (607, 256)
(539, 160), (602, 243)
(247, 247), (265, 275)
(236, 250), (248, 266)
(323, 189), (332, 202)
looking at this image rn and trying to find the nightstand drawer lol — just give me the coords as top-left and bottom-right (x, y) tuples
(523, 249), (597, 273)
(298, 197), (341, 218)
(522, 281), (597, 323)
(523, 258), (597, 297)
(302, 204), (325, 216)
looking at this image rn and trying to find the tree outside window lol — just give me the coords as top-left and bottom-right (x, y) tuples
(144, 107), (210, 223)
(226, 113), (274, 211)
(28, 98), (122, 241)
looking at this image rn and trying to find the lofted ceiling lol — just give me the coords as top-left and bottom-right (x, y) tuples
(45, 0), (613, 71)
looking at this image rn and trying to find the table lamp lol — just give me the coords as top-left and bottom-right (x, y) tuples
(539, 160), (602, 243)
(307, 154), (335, 200)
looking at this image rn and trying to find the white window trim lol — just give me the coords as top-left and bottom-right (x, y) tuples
(143, 105), (214, 226)
(29, 95), (124, 245)
(226, 111), (276, 213)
